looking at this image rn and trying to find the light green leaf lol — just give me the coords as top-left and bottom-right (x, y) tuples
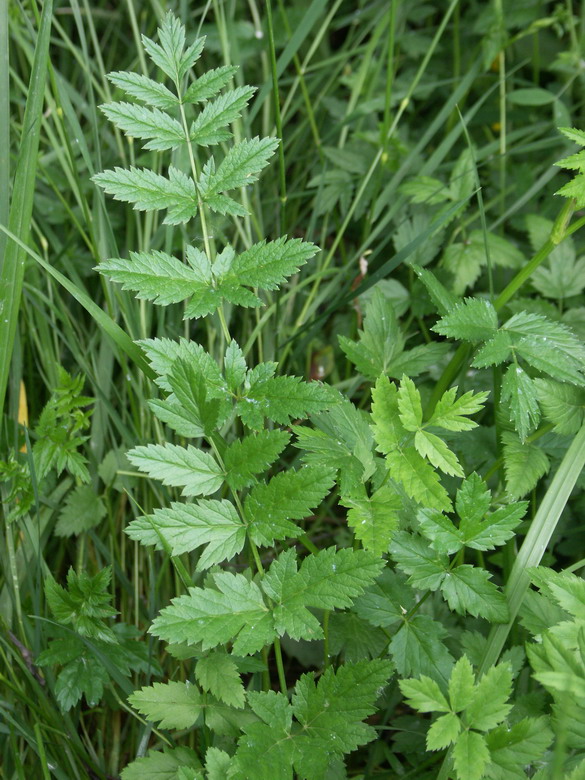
(397, 375), (423, 431)
(229, 236), (317, 291)
(190, 86), (254, 146)
(224, 430), (290, 490)
(108, 70), (179, 109)
(168, 358), (222, 435)
(414, 430), (464, 477)
(127, 443), (223, 497)
(502, 431), (550, 500)
(465, 662), (512, 730)
(390, 532), (449, 590)
(448, 655), (475, 712)
(461, 502), (527, 551)
(341, 484), (401, 556)
(399, 675), (450, 713)
(142, 13), (204, 82)
(428, 386), (489, 431)
(150, 572), (273, 655)
(200, 137), (279, 198)
(535, 378), (585, 435)
(386, 447), (452, 512)
(400, 175), (449, 204)
(501, 364), (541, 441)
(417, 508), (463, 554)
(121, 747), (201, 780)
(432, 298), (498, 342)
(245, 464), (335, 547)
(455, 472), (491, 525)
(184, 65), (239, 103)
(427, 712), (461, 750)
(125, 499), (245, 569)
(196, 653), (245, 708)
(339, 288), (404, 380)
(440, 565), (509, 623)
(390, 614), (454, 684)
(453, 730), (490, 780)
(237, 374), (336, 430)
(100, 102), (185, 151)
(96, 249), (203, 306)
(486, 717), (553, 777)
(93, 166), (198, 225)
(129, 681), (203, 729)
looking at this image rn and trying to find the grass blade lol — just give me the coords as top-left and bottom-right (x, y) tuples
(0, 0), (53, 419)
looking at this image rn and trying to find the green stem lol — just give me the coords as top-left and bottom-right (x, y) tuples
(265, 0), (287, 228)
(273, 636), (288, 693)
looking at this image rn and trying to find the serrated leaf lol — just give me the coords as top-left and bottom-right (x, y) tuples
(139, 337), (227, 396)
(292, 660), (393, 757)
(190, 86), (254, 146)
(223, 340), (247, 392)
(414, 430), (464, 477)
(245, 464), (335, 547)
(229, 236), (317, 291)
(262, 547), (385, 641)
(455, 472), (491, 524)
(224, 430), (290, 490)
(108, 70), (179, 109)
(390, 614), (454, 684)
(150, 572), (273, 655)
(399, 675), (450, 712)
(184, 65), (239, 103)
(121, 747), (202, 780)
(502, 431), (550, 500)
(93, 166), (197, 225)
(372, 376), (452, 512)
(54, 655), (108, 710)
(204, 747), (232, 779)
(168, 357), (222, 435)
(55, 484), (106, 537)
(293, 400), (376, 494)
(125, 499), (245, 569)
(387, 342), (450, 379)
(428, 386), (489, 431)
(472, 330), (513, 368)
(486, 716), (553, 777)
(129, 681), (204, 729)
(127, 443), (223, 497)
(390, 532), (449, 590)
(237, 374), (336, 430)
(427, 712), (461, 750)
(417, 508), (463, 554)
(142, 13), (204, 82)
(100, 102), (185, 150)
(461, 501), (527, 551)
(453, 730), (490, 780)
(96, 249), (203, 306)
(466, 662), (512, 730)
(400, 175), (449, 205)
(397, 375), (423, 431)
(386, 447), (453, 512)
(201, 137), (279, 199)
(432, 298), (498, 342)
(339, 288), (404, 380)
(534, 378), (585, 434)
(196, 653), (245, 708)
(501, 364), (541, 441)
(448, 655), (475, 711)
(413, 264), (460, 315)
(341, 484), (400, 556)
(441, 565), (509, 622)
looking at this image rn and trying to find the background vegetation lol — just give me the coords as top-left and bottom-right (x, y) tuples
(3, 0), (585, 777)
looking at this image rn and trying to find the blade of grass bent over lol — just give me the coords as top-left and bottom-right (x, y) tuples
(0, 0), (53, 420)
(0, 226), (155, 382)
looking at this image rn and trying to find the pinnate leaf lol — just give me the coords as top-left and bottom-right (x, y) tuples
(125, 499), (245, 569)
(127, 443), (223, 497)
(129, 681), (204, 729)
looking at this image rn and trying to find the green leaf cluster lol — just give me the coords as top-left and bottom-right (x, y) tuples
(400, 656), (552, 780)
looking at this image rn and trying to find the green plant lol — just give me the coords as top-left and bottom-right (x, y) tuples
(9, 3), (585, 779)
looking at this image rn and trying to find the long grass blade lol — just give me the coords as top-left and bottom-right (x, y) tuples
(0, 0), (53, 419)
